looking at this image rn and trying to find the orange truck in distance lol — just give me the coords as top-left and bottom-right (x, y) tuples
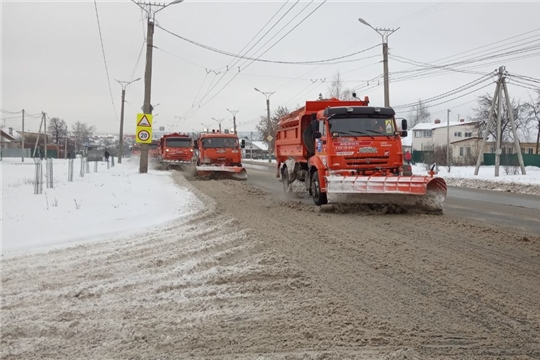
(274, 97), (447, 213)
(157, 132), (194, 170)
(193, 129), (247, 180)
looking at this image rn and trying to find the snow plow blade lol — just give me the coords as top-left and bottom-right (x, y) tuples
(195, 165), (247, 181)
(325, 175), (447, 214)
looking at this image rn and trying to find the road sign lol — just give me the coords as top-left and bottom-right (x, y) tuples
(267, 135), (273, 142)
(137, 130), (150, 142)
(136, 113), (153, 144)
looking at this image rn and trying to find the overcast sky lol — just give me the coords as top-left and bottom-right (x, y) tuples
(3, 0), (540, 135)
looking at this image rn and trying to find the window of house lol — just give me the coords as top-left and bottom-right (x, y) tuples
(490, 146), (495, 153)
(521, 148), (525, 154)
(528, 148), (534, 154)
(459, 147), (464, 156)
(464, 132), (472, 137)
(466, 147), (471, 156)
(507, 147), (514, 154)
(454, 131), (462, 137)
(414, 131), (422, 138)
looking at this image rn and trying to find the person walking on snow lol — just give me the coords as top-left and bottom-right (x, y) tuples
(104, 150), (110, 162)
(405, 150), (412, 165)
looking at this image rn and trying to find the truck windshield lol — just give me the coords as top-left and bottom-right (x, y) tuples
(202, 137), (238, 148)
(328, 117), (395, 136)
(166, 138), (191, 148)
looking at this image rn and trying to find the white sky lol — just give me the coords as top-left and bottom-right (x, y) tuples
(2, 0), (540, 135)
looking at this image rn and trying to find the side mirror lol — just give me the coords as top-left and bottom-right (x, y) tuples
(401, 130), (408, 138)
(314, 131), (322, 139)
(240, 139), (245, 149)
(193, 140), (198, 148)
(401, 119), (408, 131)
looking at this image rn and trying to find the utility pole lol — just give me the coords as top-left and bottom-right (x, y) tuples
(358, 18), (399, 107)
(115, 78), (140, 164)
(250, 131), (253, 159)
(474, 66), (526, 176)
(447, 109), (451, 169)
(226, 109), (239, 134)
(254, 88), (275, 163)
(133, 0), (184, 173)
(44, 112), (47, 159)
(21, 109), (25, 162)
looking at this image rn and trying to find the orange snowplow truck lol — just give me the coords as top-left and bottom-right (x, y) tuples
(193, 130), (247, 180)
(275, 97), (447, 213)
(157, 132), (194, 170)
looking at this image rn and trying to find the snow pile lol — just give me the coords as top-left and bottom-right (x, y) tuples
(412, 164), (540, 195)
(1, 158), (203, 256)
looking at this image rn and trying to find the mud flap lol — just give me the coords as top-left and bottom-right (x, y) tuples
(325, 175), (447, 213)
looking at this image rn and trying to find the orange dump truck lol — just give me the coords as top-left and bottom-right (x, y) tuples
(157, 132), (194, 170)
(193, 130), (247, 180)
(274, 97), (447, 213)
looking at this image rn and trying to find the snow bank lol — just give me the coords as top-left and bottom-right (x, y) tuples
(1, 158), (203, 255)
(412, 164), (540, 195)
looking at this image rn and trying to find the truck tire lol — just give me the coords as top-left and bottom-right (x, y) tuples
(282, 167), (291, 193)
(311, 170), (327, 206)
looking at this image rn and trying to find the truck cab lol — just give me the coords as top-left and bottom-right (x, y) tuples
(158, 132), (193, 164)
(310, 106), (408, 177)
(194, 130), (245, 167)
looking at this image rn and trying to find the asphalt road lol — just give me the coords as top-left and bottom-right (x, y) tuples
(243, 161), (540, 236)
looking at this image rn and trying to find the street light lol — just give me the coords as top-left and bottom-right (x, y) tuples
(212, 117), (224, 132)
(226, 108), (239, 135)
(254, 87), (275, 163)
(115, 77), (141, 164)
(358, 17), (399, 107)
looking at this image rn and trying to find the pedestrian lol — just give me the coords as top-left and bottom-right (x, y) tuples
(405, 150), (412, 165)
(104, 150), (110, 162)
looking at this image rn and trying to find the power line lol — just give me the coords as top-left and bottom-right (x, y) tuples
(184, 0), (329, 120)
(93, 0), (119, 121)
(180, 1), (299, 118)
(156, 24), (376, 66)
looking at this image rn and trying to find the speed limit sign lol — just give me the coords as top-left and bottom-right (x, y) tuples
(137, 130), (150, 142)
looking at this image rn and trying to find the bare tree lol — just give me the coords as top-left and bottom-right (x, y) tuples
(48, 117), (68, 145)
(326, 71), (356, 100)
(471, 93), (528, 146)
(524, 88), (540, 154)
(256, 106), (290, 152)
(408, 99), (431, 127)
(71, 121), (96, 151)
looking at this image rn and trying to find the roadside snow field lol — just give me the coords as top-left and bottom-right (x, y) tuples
(1, 157), (203, 256)
(411, 164), (540, 195)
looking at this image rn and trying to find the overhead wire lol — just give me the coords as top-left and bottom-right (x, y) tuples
(92, 0), (119, 121)
(184, 0), (329, 120)
(179, 0), (297, 117)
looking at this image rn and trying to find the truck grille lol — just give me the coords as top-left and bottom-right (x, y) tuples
(344, 156), (389, 166)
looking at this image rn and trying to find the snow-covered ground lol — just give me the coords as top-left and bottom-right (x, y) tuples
(1, 157), (203, 256)
(412, 163), (540, 195)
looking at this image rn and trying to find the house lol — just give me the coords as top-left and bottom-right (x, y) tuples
(411, 118), (481, 152)
(1, 127), (21, 148)
(242, 139), (269, 159)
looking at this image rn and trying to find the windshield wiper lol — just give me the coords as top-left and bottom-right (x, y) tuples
(365, 129), (392, 139)
(349, 130), (374, 139)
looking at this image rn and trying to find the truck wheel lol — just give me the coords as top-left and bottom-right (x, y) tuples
(311, 170), (327, 206)
(282, 167), (291, 193)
